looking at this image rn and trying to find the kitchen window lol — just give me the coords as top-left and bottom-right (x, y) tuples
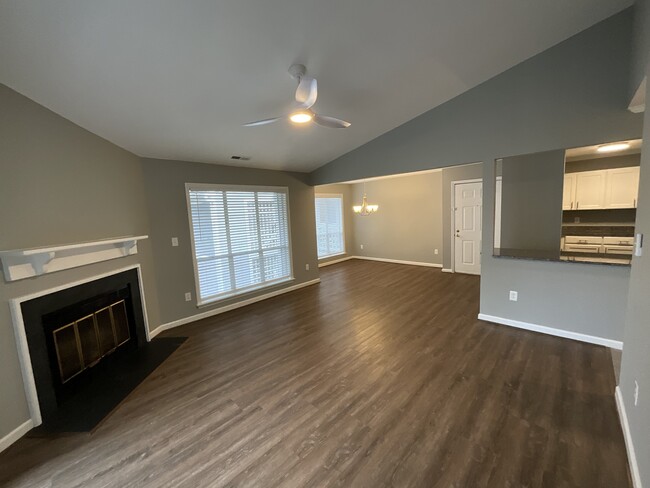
(186, 184), (293, 305)
(315, 194), (345, 258)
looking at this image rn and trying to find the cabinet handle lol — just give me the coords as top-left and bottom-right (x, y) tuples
(634, 198), (637, 208)
(571, 202), (573, 209)
(576, 201), (579, 209)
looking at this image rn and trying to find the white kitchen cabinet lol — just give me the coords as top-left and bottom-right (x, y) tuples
(564, 167), (639, 210)
(562, 173), (577, 210)
(574, 170), (607, 209)
(604, 167), (640, 209)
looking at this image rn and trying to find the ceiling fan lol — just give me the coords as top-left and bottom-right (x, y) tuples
(243, 64), (351, 129)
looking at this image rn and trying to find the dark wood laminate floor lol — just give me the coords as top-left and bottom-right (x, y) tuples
(0, 261), (631, 488)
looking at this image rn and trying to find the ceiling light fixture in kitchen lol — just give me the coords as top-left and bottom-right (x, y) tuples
(597, 142), (631, 153)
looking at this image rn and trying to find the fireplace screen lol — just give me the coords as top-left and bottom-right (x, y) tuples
(52, 300), (131, 383)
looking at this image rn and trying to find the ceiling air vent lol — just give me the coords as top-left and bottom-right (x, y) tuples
(231, 155), (251, 161)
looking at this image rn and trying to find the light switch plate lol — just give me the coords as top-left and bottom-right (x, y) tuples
(509, 291), (518, 302)
(184, 292), (192, 302)
(171, 237), (179, 247)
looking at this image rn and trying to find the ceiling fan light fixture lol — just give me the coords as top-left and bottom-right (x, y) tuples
(289, 111), (313, 124)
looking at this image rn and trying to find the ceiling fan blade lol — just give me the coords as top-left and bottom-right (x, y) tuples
(243, 117), (282, 127)
(313, 114), (351, 129)
(295, 77), (318, 109)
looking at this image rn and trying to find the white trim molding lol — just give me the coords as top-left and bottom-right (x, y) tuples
(352, 256), (442, 268)
(616, 386), (642, 488)
(150, 278), (321, 338)
(441, 268), (453, 273)
(318, 256), (353, 267)
(8, 264), (151, 430)
(0, 236), (148, 282)
(0, 419), (34, 454)
(477, 313), (623, 349)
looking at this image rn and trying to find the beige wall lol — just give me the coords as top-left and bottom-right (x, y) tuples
(0, 84), (161, 439)
(141, 158), (320, 326)
(349, 171), (443, 265)
(314, 184), (354, 265)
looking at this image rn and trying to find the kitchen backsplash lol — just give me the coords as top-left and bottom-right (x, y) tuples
(561, 225), (635, 237)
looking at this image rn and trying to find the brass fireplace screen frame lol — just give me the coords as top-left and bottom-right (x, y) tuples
(52, 300), (131, 383)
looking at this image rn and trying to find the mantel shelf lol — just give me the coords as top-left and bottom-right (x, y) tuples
(0, 236), (148, 282)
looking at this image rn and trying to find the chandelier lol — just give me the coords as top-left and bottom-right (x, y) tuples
(353, 182), (379, 216)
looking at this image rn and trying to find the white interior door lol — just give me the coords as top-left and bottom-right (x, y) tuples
(454, 181), (482, 275)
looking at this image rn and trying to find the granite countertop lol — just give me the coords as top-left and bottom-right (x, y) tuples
(493, 248), (631, 267)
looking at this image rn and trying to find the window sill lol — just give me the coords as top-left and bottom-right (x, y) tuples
(318, 252), (347, 261)
(196, 276), (295, 308)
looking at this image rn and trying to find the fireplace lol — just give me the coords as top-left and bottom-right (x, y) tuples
(50, 299), (131, 385)
(19, 268), (152, 431)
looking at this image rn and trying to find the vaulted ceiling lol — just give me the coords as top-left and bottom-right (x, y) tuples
(0, 0), (633, 171)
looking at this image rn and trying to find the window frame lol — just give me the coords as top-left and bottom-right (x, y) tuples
(185, 182), (294, 307)
(315, 193), (346, 259)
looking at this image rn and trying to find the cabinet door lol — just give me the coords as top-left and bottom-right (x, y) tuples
(604, 167), (640, 209)
(575, 170), (606, 209)
(562, 173), (576, 210)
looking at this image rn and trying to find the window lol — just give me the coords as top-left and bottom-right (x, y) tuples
(315, 194), (345, 258)
(186, 184), (292, 305)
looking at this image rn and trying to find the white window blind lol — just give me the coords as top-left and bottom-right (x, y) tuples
(315, 194), (345, 258)
(187, 184), (292, 305)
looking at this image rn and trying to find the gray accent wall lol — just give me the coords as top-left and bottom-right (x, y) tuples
(0, 84), (160, 440)
(311, 9), (642, 343)
(499, 150), (565, 254)
(140, 158), (320, 326)
(619, 81), (650, 488)
(314, 184), (355, 265)
(350, 172), (443, 265)
(619, 0), (650, 485)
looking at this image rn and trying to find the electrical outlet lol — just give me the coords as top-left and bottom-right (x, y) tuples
(574, 217), (580, 224)
(185, 292), (192, 302)
(171, 237), (179, 247)
(634, 380), (639, 406)
(509, 291), (518, 302)
(434, 249), (439, 255)
(305, 263), (310, 271)
(360, 244), (364, 250)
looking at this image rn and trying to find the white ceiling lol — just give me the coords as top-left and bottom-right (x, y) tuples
(0, 0), (633, 172)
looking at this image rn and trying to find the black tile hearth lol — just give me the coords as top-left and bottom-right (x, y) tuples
(28, 336), (186, 435)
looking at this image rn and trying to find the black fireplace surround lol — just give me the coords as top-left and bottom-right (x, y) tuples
(21, 269), (152, 431)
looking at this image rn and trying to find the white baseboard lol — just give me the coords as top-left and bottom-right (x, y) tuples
(616, 386), (642, 488)
(150, 278), (321, 338)
(318, 256), (353, 267)
(477, 313), (623, 350)
(0, 419), (33, 453)
(441, 268), (453, 273)
(352, 256), (442, 268)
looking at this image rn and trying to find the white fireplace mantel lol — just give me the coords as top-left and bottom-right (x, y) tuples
(0, 235), (148, 282)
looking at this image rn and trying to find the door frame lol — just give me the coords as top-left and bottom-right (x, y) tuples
(450, 178), (483, 273)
